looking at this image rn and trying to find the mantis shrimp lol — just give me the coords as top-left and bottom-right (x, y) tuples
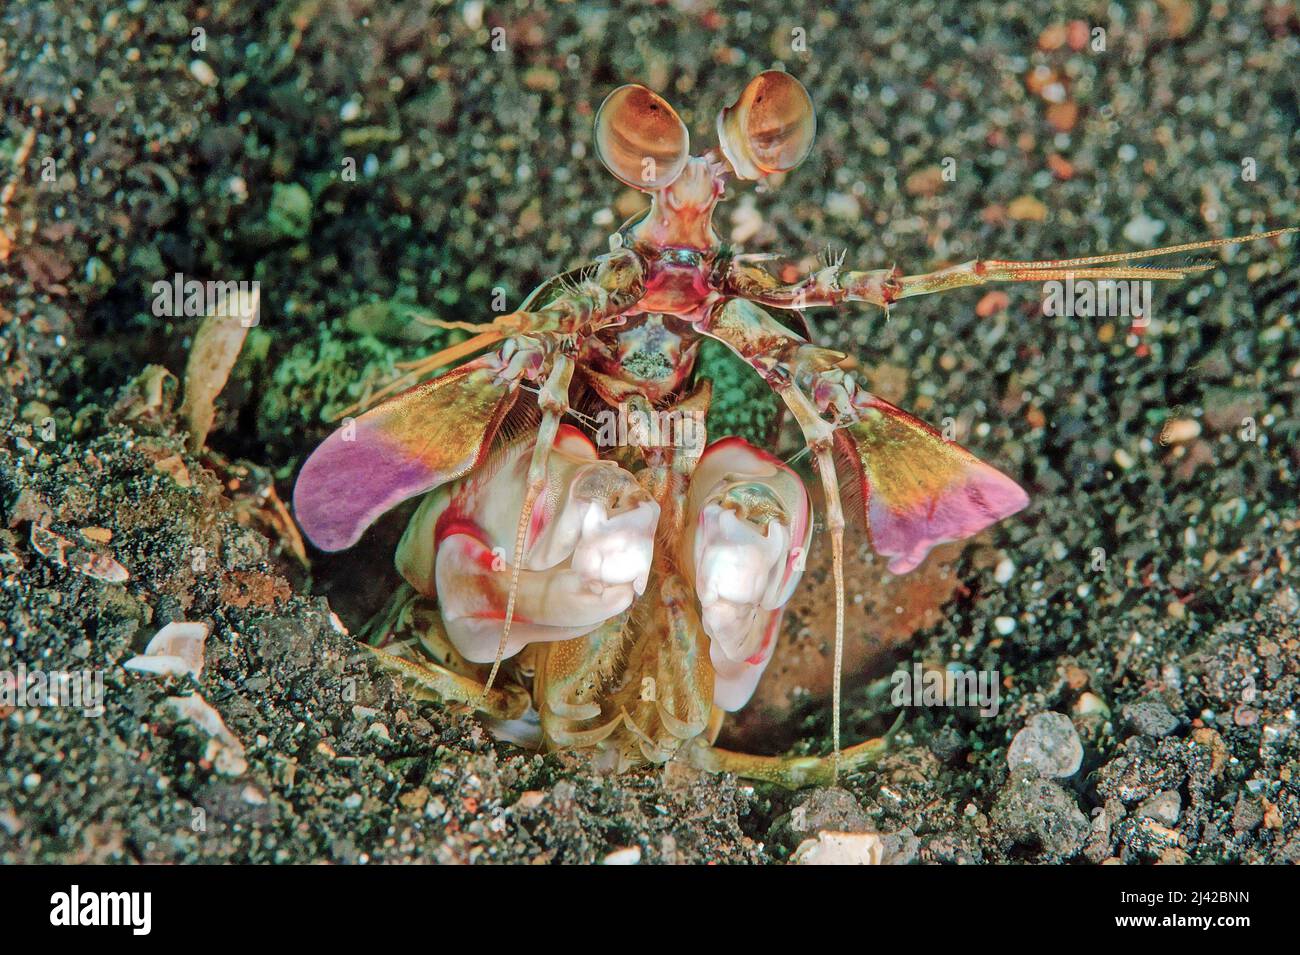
(292, 71), (1292, 788)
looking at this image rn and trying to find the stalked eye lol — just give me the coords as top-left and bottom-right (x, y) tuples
(716, 71), (816, 180)
(594, 84), (690, 191)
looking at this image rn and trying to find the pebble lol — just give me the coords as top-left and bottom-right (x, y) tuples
(1008, 195), (1048, 221)
(1123, 213), (1166, 246)
(602, 846), (642, 865)
(994, 558), (1015, 584)
(1007, 711), (1084, 778)
(1073, 692), (1110, 719)
(825, 192), (860, 222)
(189, 60), (218, 87)
(1123, 699), (1180, 737)
(782, 787), (871, 842)
(993, 616), (1016, 635)
(992, 766), (1090, 858)
(1136, 790), (1180, 825)
(1159, 418), (1201, 445)
(1232, 797), (1264, 833)
(791, 831), (884, 865)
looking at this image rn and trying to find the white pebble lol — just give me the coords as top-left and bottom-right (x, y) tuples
(189, 60), (218, 87)
(993, 616), (1016, 635)
(1123, 213), (1165, 246)
(994, 558), (1015, 584)
(602, 846), (642, 865)
(791, 831), (884, 865)
(1007, 711), (1083, 778)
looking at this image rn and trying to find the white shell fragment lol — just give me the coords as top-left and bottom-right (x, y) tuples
(180, 284), (258, 450)
(31, 524), (130, 583)
(791, 831), (885, 866)
(124, 621), (209, 679)
(166, 694), (248, 776)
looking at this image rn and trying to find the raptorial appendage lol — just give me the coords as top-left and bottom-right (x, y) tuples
(395, 425), (659, 662)
(682, 438), (811, 711)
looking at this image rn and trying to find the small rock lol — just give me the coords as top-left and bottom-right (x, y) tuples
(791, 831), (884, 865)
(266, 182), (313, 241)
(993, 558), (1015, 584)
(976, 290), (1010, 317)
(1136, 818), (1183, 850)
(1232, 797), (1264, 833)
(1008, 195), (1048, 221)
(992, 766), (1090, 858)
(398, 787), (430, 811)
(904, 166), (946, 197)
(514, 790), (546, 811)
(602, 846), (642, 865)
(1073, 691), (1110, 719)
(825, 192), (860, 222)
(1122, 699), (1180, 737)
(1123, 213), (1166, 246)
(189, 60), (218, 87)
(929, 724), (965, 763)
(1159, 418), (1201, 445)
(1191, 727), (1227, 776)
(1136, 790), (1181, 825)
(1007, 711), (1084, 778)
(773, 787), (871, 849)
(167, 694), (247, 776)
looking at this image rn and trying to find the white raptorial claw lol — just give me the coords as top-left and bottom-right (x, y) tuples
(395, 426), (659, 665)
(571, 497), (658, 595)
(683, 438), (811, 711)
(694, 507), (790, 660)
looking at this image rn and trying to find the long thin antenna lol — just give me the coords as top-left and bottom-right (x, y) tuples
(811, 443), (847, 783)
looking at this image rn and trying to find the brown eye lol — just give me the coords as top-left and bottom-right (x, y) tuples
(594, 84), (690, 190)
(716, 71), (816, 180)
